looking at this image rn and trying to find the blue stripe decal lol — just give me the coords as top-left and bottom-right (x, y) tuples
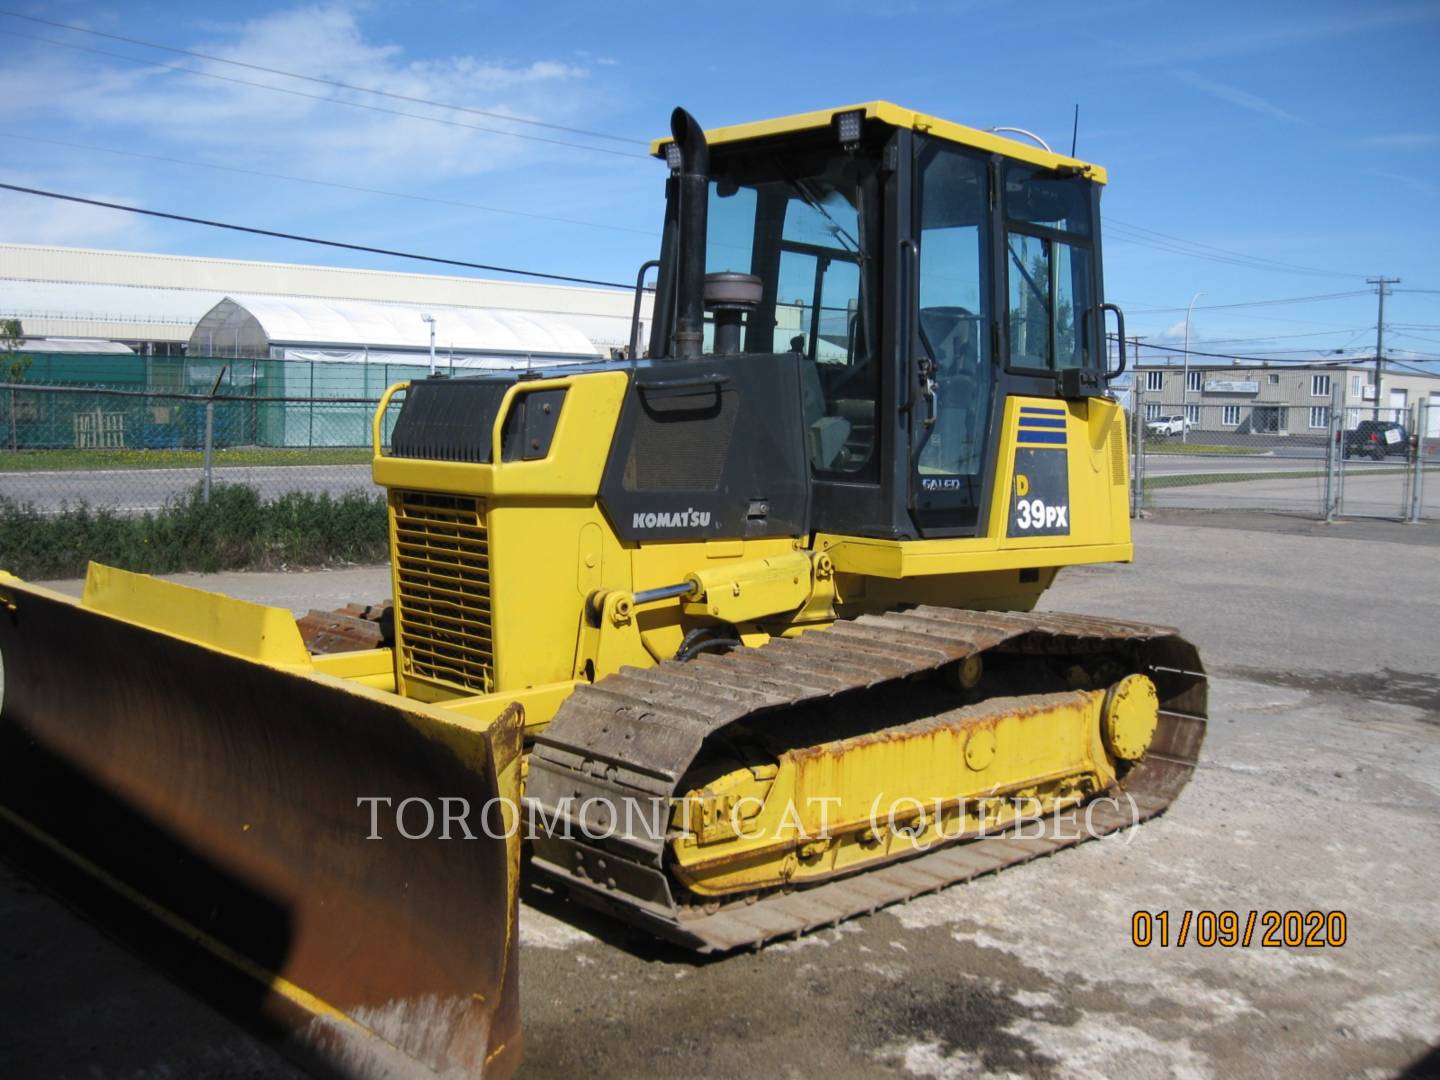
(1017, 431), (1067, 445)
(1018, 417), (1066, 429)
(1019, 406), (1066, 416)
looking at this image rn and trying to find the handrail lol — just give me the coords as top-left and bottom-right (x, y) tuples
(628, 259), (660, 361)
(371, 381), (410, 455)
(989, 126), (1054, 152)
(1102, 304), (1127, 379)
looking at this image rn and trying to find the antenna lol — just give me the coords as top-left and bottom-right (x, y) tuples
(1071, 104), (1079, 157)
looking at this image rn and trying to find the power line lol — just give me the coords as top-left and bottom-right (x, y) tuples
(1105, 218), (1359, 279)
(0, 180), (638, 290)
(1114, 295), (1361, 329)
(0, 9), (646, 146)
(5, 29), (650, 161)
(1122, 290), (1369, 314)
(1136, 340), (1377, 365)
(0, 131), (656, 236)
(1108, 230), (1328, 277)
(1391, 329), (1440, 347)
(1181, 327), (1370, 345)
(1386, 357), (1440, 373)
(1106, 223), (1360, 280)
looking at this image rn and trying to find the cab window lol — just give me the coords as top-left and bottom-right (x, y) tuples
(1004, 165), (1097, 372)
(705, 148), (882, 477)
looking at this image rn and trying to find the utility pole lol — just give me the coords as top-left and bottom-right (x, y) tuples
(421, 313), (437, 376)
(1129, 335), (1146, 401)
(1128, 335), (1146, 520)
(1182, 291), (1204, 443)
(1367, 277), (1399, 418)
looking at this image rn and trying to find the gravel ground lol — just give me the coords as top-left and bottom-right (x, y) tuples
(6, 510), (1438, 1079)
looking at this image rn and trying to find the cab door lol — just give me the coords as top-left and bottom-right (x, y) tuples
(908, 137), (998, 535)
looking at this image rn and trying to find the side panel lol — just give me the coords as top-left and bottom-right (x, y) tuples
(598, 355), (810, 542)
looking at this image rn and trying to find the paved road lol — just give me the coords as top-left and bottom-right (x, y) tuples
(0, 463), (374, 512)
(7, 513), (1440, 1079)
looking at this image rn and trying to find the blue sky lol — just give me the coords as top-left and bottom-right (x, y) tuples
(3, 0), (1439, 367)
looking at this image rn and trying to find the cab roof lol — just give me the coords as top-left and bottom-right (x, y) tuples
(651, 100), (1108, 184)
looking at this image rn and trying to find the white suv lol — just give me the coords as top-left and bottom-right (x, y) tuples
(1145, 415), (1192, 437)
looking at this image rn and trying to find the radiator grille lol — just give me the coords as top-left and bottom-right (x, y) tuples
(392, 490), (493, 693)
(1109, 418), (1128, 487)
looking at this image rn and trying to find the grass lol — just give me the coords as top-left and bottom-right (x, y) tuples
(1143, 441), (1268, 455)
(1144, 469), (1316, 490)
(1144, 467), (1409, 491)
(0, 446), (372, 472)
(0, 483), (388, 580)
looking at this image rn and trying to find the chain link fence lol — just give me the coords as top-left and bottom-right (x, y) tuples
(0, 381), (405, 514)
(2, 368), (1433, 525)
(1132, 385), (1436, 523)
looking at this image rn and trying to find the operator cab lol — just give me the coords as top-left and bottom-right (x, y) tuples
(644, 103), (1119, 541)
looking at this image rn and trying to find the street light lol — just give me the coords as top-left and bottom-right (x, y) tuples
(420, 313), (437, 376)
(1181, 291), (1204, 444)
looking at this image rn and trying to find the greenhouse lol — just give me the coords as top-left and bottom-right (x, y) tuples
(183, 295), (601, 447)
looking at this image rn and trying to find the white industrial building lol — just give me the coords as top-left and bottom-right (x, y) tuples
(1, 242), (654, 449)
(1134, 361), (1440, 436)
(0, 242), (649, 356)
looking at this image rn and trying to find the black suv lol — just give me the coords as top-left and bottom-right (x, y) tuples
(1342, 420), (1410, 460)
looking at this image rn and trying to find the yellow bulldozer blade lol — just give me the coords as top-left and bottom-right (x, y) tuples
(0, 567), (523, 1078)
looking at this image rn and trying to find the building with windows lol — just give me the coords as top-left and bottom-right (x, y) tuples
(1133, 361), (1440, 435)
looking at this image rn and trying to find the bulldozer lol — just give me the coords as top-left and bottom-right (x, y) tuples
(0, 102), (1206, 1075)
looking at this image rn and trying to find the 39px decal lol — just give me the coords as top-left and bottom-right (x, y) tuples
(1008, 446), (1070, 538)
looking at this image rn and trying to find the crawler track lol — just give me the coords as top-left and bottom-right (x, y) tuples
(527, 607), (1207, 952)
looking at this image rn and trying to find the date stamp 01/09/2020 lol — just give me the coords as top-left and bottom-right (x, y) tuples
(1131, 910), (1347, 949)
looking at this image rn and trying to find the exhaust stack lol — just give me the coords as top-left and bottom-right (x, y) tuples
(670, 107), (709, 359)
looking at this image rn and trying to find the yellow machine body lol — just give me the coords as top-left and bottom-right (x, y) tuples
(370, 384), (1133, 734)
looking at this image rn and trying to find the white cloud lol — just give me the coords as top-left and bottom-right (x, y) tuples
(1370, 169), (1437, 196)
(1172, 69), (1301, 123)
(1356, 133), (1440, 151)
(1101, 4), (1440, 69)
(4, 4), (614, 188)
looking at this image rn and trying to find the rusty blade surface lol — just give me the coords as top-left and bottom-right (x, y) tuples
(528, 606), (1207, 952)
(0, 580), (521, 1078)
(297, 602), (392, 655)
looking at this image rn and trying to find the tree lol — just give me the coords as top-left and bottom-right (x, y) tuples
(1007, 253), (1076, 366)
(2, 317), (31, 450)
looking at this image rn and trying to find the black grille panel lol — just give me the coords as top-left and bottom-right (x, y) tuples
(392, 490), (493, 693)
(390, 378), (515, 463)
(623, 386), (738, 491)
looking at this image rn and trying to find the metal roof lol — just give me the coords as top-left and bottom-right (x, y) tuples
(17, 337), (134, 354)
(189, 295), (600, 358)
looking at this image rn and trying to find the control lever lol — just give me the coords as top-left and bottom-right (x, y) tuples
(919, 356), (939, 427)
